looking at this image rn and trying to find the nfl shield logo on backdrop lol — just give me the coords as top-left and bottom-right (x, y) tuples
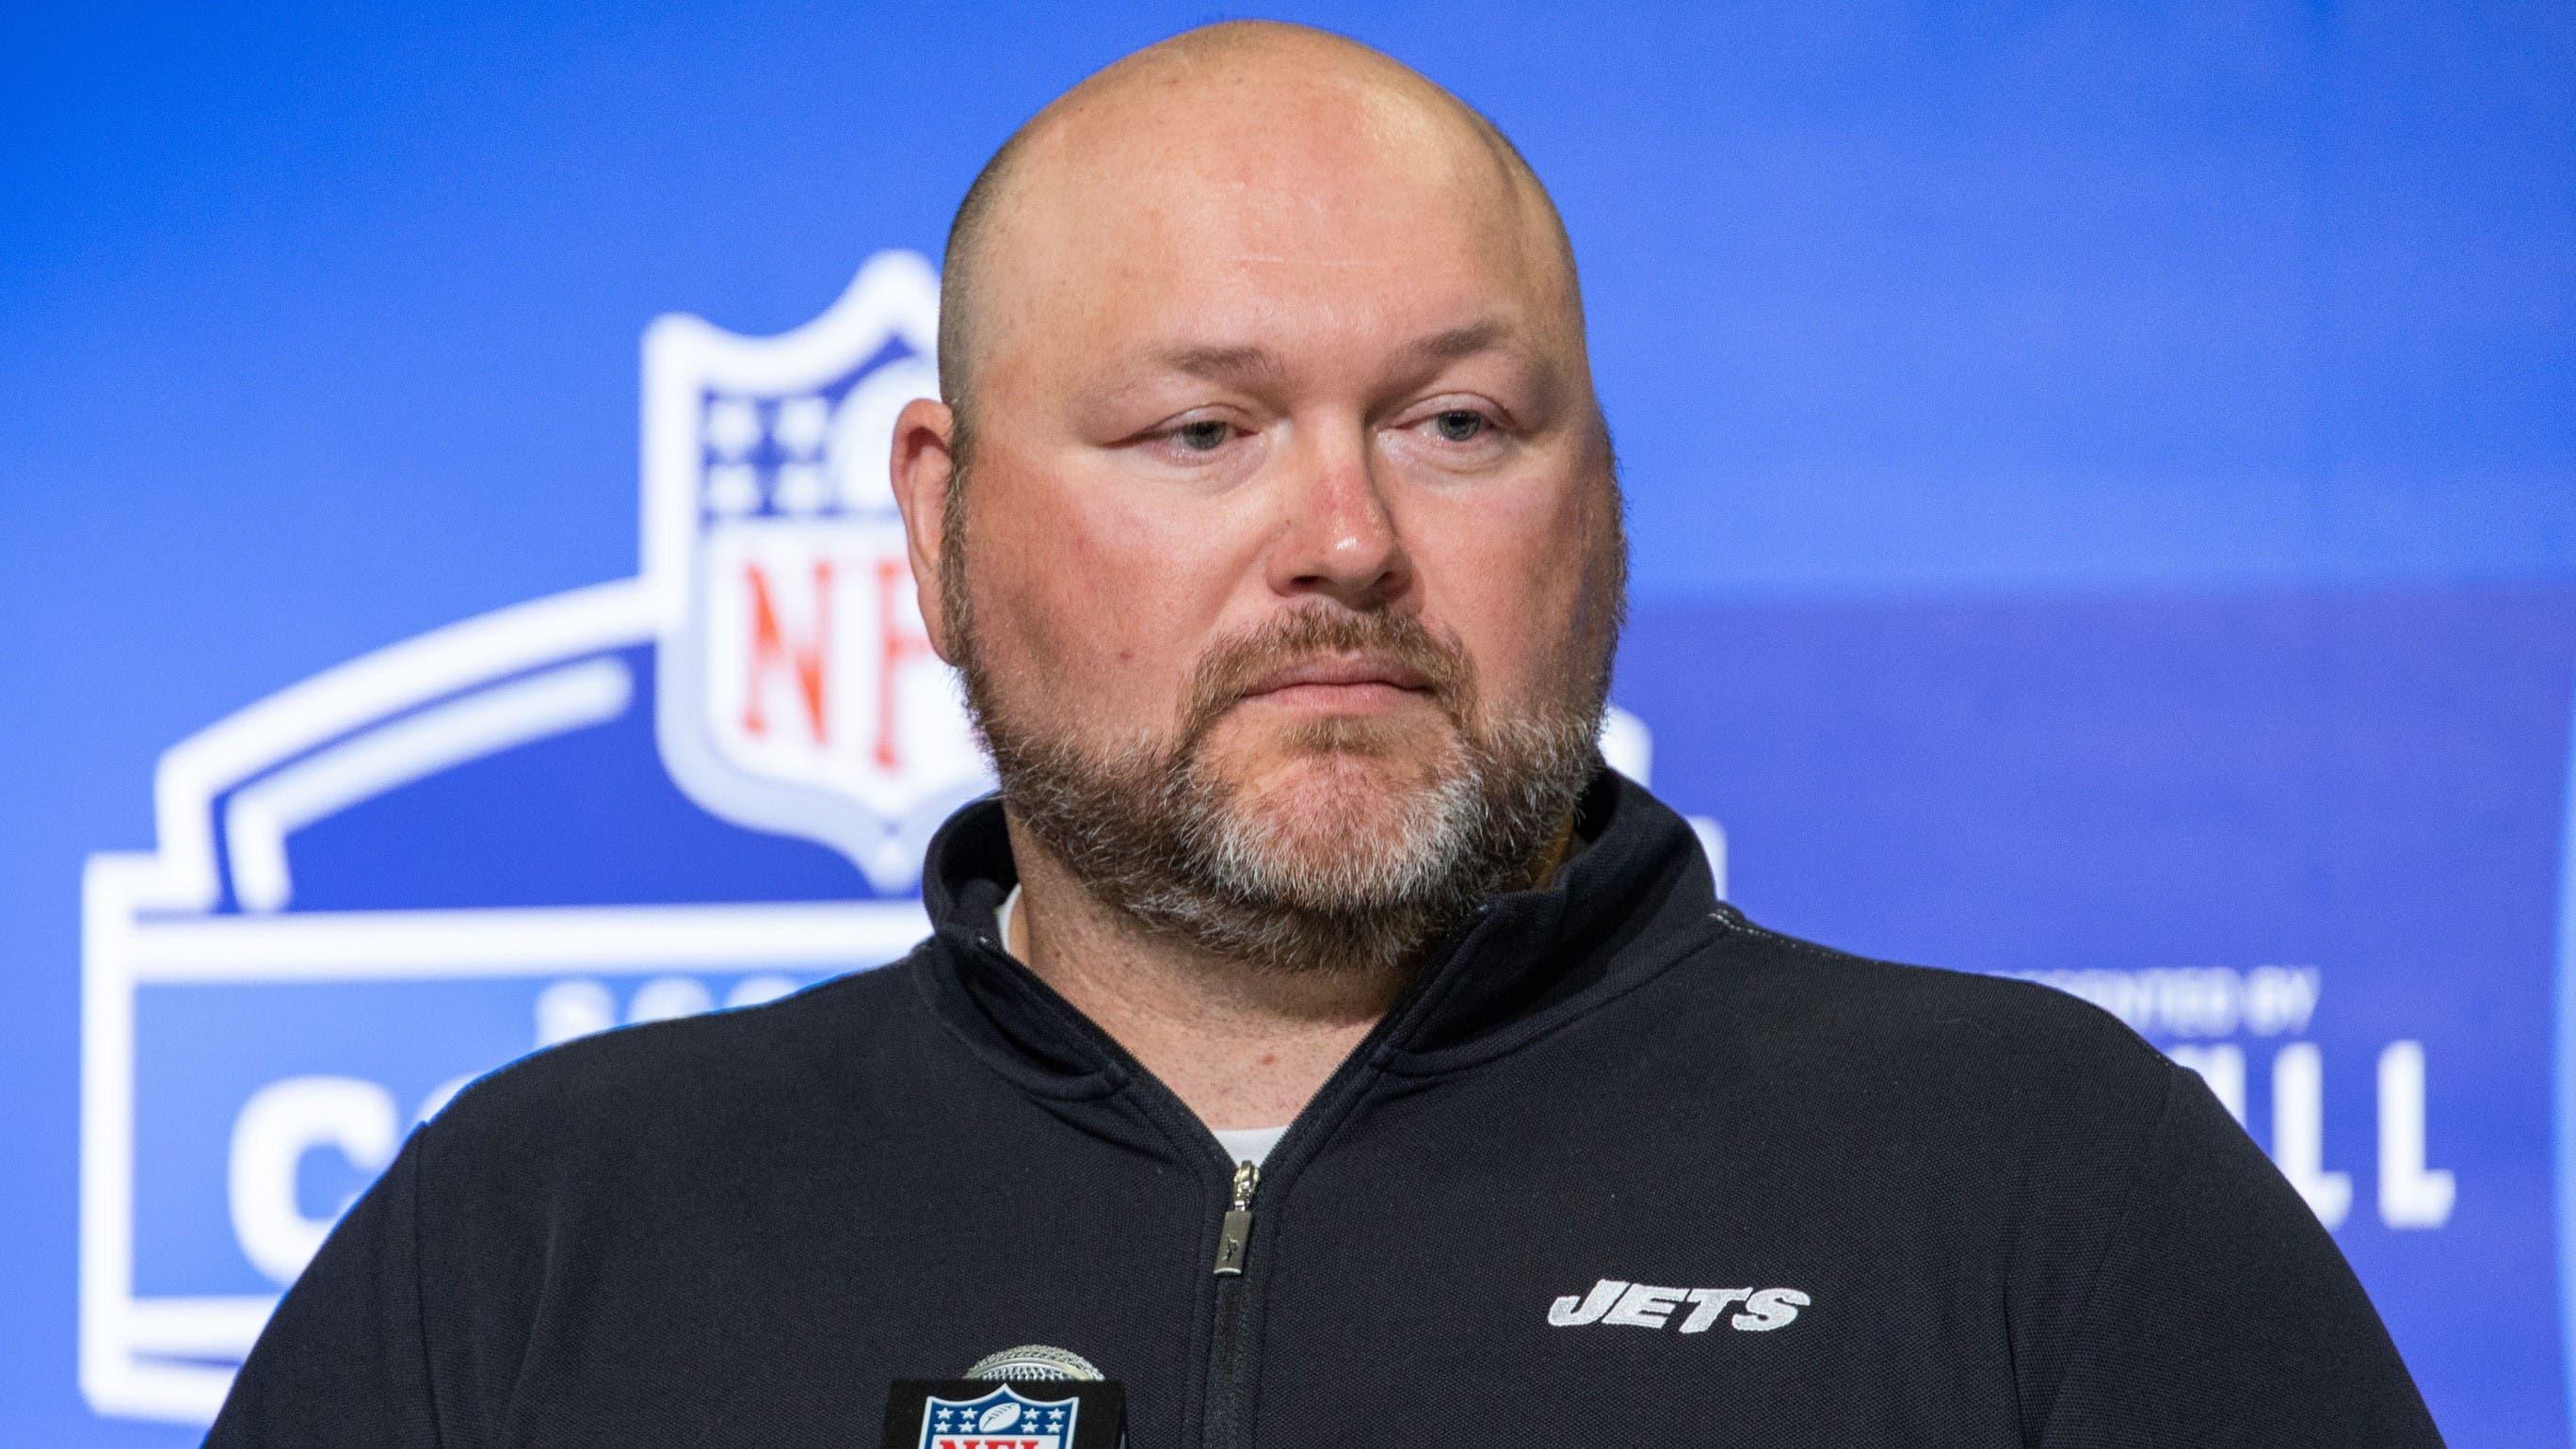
(643, 251), (992, 888)
(920, 1384), (1078, 1449)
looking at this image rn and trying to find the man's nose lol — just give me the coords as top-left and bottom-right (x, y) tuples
(1263, 426), (1410, 608)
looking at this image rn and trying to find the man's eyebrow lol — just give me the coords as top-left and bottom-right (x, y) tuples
(1147, 321), (1521, 379)
(1101, 320), (1534, 412)
(1153, 344), (1289, 381)
(1404, 317), (1517, 366)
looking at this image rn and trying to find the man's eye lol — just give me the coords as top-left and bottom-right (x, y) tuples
(1171, 419), (1234, 452)
(1430, 410), (1489, 443)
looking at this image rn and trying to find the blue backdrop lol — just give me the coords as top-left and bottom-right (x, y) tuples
(5, 3), (2571, 1442)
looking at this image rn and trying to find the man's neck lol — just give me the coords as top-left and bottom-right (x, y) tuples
(994, 812), (1580, 1133)
(999, 816), (1399, 1130)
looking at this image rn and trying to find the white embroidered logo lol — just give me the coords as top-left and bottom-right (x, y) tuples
(1547, 1279), (1811, 1333)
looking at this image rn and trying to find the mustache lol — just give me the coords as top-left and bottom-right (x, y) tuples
(1171, 607), (1476, 755)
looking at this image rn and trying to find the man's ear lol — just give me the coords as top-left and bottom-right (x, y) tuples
(889, 395), (961, 663)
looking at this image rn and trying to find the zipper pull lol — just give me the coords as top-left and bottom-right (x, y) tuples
(1212, 1160), (1260, 1277)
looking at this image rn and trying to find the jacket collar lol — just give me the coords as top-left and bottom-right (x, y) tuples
(910, 767), (1721, 1087)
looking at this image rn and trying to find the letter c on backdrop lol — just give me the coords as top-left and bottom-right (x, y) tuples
(228, 1075), (401, 1284)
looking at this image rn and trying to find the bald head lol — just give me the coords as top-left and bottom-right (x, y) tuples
(937, 21), (1587, 431)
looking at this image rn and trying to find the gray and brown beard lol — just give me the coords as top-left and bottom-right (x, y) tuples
(942, 474), (1619, 977)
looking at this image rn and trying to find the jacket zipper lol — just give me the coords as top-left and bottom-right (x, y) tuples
(1212, 1160), (1259, 1276)
(1202, 1159), (1261, 1448)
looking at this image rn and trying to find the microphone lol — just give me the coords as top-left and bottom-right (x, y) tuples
(880, 1344), (1126, 1448)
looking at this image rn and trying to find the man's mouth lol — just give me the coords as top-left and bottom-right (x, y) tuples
(1237, 654), (1436, 712)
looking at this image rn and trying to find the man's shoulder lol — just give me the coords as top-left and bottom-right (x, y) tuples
(418, 953), (929, 1175)
(1675, 909), (2178, 1119)
(1706, 910), (2160, 1043)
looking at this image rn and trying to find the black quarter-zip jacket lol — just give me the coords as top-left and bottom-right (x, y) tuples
(210, 772), (2442, 1447)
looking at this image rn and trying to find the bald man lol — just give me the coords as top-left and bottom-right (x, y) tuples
(211, 23), (2441, 1449)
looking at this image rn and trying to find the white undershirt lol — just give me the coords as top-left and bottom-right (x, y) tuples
(996, 885), (1289, 1167)
(1212, 1124), (1289, 1167)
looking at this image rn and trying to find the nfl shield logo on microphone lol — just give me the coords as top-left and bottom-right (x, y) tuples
(918, 1384), (1077, 1449)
